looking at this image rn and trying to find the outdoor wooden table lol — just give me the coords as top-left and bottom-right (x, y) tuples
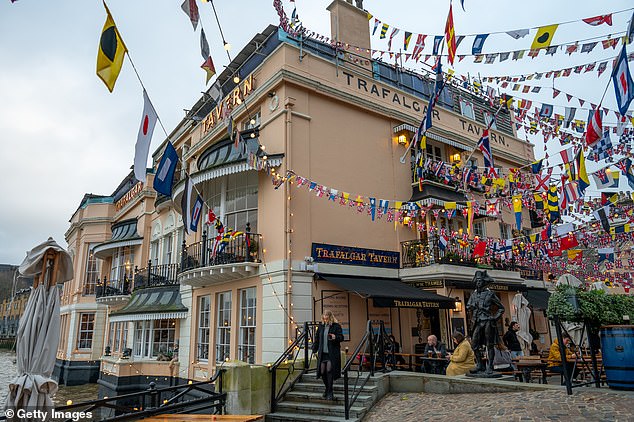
(516, 360), (548, 384)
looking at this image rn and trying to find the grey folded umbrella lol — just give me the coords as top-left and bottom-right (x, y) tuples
(4, 238), (73, 418)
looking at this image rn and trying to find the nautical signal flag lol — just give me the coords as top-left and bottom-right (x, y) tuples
(612, 45), (634, 116)
(586, 108), (603, 147)
(190, 195), (204, 233)
(181, 0), (200, 30)
(133, 90), (158, 183)
(201, 56), (216, 84)
(181, 175), (193, 236)
(444, 3), (456, 65)
(153, 141), (179, 197)
(96, 1), (128, 92)
(531, 24), (558, 50)
(575, 148), (590, 194)
(380, 23), (389, 39)
(404, 31), (412, 51)
(472, 34), (488, 55)
(513, 194), (522, 230)
(547, 185), (560, 223)
(530, 159), (543, 174)
(598, 247), (615, 263)
(583, 14), (612, 27)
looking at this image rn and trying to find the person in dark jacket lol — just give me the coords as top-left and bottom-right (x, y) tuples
(312, 310), (344, 400)
(503, 321), (524, 359)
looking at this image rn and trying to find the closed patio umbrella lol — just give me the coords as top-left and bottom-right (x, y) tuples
(4, 238), (73, 419)
(512, 293), (532, 355)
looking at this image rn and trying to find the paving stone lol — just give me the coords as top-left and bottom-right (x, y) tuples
(362, 389), (634, 421)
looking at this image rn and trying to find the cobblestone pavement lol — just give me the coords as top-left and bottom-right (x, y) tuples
(363, 389), (634, 422)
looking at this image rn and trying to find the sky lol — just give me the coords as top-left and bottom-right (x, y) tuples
(0, 0), (632, 264)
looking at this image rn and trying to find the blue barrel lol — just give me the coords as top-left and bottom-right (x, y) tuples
(601, 325), (634, 390)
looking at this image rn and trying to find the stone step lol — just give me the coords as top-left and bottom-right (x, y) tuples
(275, 401), (368, 419)
(293, 381), (378, 395)
(266, 412), (360, 422)
(283, 390), (374, 405)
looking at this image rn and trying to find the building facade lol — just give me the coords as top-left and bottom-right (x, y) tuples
(57, 0), (552, 394)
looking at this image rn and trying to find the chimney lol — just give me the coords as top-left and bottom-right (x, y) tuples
(327, 0), (371, 61)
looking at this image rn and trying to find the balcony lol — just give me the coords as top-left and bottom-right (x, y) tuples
(95, 277), (131, 306)
(133, 263), (180, 290)
(400, 236), (528, 286)
(178, 231), (261, 288)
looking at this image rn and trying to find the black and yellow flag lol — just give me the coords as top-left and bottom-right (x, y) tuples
(97, 1), (127, 92)
(531, 24), (558, 50)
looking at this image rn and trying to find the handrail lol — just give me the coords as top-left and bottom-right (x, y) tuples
(342, 320), (376, 420)
(6, 369), (227, 422)
(269, 321), (319, 414)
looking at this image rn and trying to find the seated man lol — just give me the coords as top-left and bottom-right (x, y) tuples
(422, 334), (447, 374)
(548, 333), (579, 380)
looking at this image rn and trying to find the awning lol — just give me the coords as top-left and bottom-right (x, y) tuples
(409, 183), (468, 207)
(524, 288), (550, 309)
(393, 124), (470, 150)
(93, 219), (143, 259)
(317, 274), (455, 308)
(109, 285), (188, 321)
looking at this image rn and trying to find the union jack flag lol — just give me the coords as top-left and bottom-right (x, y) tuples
(477, 128), (495, 172)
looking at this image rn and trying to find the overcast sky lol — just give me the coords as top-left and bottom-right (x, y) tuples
(0, 0), (631, 264)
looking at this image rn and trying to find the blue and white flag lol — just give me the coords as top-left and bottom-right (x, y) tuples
(598, 247), (615, 263)
(181, 175), (193, 235)
(190, 195), (204, 232)
(438, 234), (449, 250)
(472, 34), (489, 55)
(153, 141), (179, 197)
(613, 45), (634, 116)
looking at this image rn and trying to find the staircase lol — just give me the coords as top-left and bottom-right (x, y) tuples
(266, 373), (384, 422)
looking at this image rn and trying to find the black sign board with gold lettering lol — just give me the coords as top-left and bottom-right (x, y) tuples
(312, 243), (400, 269)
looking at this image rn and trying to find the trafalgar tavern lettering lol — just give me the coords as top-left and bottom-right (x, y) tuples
(393, 300), (440, 308)
(201, 74), (254, 135)
(458, 118), (507, 147)
(312, 243), (400, 269)
(115, 182), (143, 211)
(341, 71), (436, 117)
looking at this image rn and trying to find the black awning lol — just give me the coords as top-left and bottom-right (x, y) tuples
(524, 288), (550, 310)
(409, 183), (468, 204)
(317, 274), (455, 309)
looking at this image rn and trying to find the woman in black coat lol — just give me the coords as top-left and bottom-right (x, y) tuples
(312, 310), (344, 400)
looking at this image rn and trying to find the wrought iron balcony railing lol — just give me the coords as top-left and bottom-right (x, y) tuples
(133, 263), (180, 290)
(181, 231), (261, 272)
(95, 277), (131, 298)
(401, 236), (520, 272)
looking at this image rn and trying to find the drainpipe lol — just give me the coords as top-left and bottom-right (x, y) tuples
(284, 96), (296, 343)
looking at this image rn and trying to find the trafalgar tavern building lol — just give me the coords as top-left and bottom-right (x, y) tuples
(55, 0), (553, 404)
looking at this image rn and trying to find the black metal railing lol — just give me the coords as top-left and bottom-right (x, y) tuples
(401, 237), (521, 272)
(181, 230), (261, 272)
(96, 277), (131, 298)
(133, 263), (180, 290)
(269, 322), (319, 414)
(1, 370), (225, 422)
(342, 320), (383, 420)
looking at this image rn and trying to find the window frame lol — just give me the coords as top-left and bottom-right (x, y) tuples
(77, 313), (95, 350)
(216, 291), (232, 363)
(459, 98), (476, 120)
(238, 287), (257, 364)
(83, 247), (100, 295)
(197, 295), (211, 361)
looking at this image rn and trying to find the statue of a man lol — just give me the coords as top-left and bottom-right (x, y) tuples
(466, 270), (505, 374)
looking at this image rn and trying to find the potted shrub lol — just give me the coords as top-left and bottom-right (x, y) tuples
(547, 285), (634, 390)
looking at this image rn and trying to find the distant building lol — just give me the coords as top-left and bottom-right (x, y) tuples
(0, 288), (32, 338)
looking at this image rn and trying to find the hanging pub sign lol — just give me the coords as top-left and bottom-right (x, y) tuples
(312, 243), (400, 269)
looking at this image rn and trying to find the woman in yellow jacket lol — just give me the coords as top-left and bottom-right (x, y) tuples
(446, 331), (476, 376)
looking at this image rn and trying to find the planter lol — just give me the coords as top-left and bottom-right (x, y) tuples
(601, 325), (634, 390)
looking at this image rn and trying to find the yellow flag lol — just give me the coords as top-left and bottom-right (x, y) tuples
(531, 24), (558, 50)
(445, 201), (457, 210)
(97, 1), (128, 92)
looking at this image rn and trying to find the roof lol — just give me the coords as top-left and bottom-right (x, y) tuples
(317, 274), (455, 309)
